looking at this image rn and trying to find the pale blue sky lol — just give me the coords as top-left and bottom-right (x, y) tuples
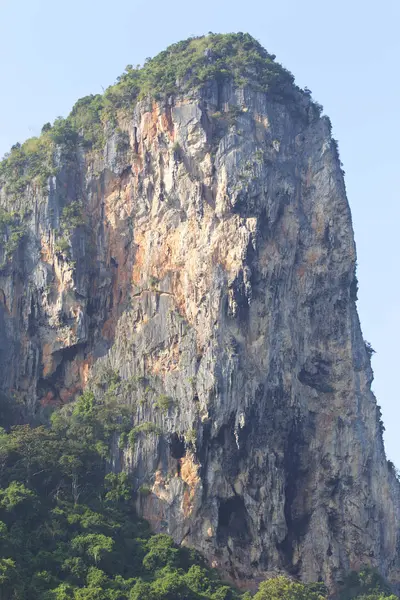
(1, 0), (399, 463)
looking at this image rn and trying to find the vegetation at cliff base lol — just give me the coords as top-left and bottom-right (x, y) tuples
(0, 390), (245, 599)
(0, 384), (396, 599)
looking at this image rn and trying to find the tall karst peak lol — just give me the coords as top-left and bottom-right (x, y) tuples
(0, 32), (398, 590)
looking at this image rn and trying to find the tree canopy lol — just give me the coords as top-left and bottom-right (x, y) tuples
(0, 383), (396, 599)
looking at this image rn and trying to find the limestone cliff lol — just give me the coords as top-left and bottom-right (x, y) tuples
(0, 33), (398, 590)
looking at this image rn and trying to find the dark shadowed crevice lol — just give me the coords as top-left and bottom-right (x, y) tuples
(169, 432), (185, 459)
(217, 495), (251, 546)
(277, 421), (311, 575)
(28, 295), (37, 336)
(297, 356), (333, 393)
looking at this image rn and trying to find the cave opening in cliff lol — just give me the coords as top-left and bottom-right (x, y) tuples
(217, 496), (251, 545)
(169, 432), (185, 459)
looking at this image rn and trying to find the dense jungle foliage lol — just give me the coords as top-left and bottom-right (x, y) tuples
(0, 385), (397, 599)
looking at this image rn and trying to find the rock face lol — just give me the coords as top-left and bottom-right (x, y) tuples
(0, 35), (399, 589)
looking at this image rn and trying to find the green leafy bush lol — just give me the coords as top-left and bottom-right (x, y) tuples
(155, 394), (173, 412)
(138, 484), (152, 496)
(0, 137), (54, 197)
(185, 428), (197, 449)
(54, 235), (70, 255)
(69, 94), (105, 150)
(128, 422), (162, 447)
(60, 201), (85, 233)
(53, 201), (85, 258)
(0, 209), (27, 266)
(253, 576), (326, 600)
(338, 567), (396, 600)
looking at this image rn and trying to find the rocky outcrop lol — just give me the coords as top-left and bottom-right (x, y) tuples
(0, 36), (399, 590)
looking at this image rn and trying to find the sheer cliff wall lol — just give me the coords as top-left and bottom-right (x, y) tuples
(0, 73), (399, 588)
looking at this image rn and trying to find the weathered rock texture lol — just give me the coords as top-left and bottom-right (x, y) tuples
(0, 58), (399, 589)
